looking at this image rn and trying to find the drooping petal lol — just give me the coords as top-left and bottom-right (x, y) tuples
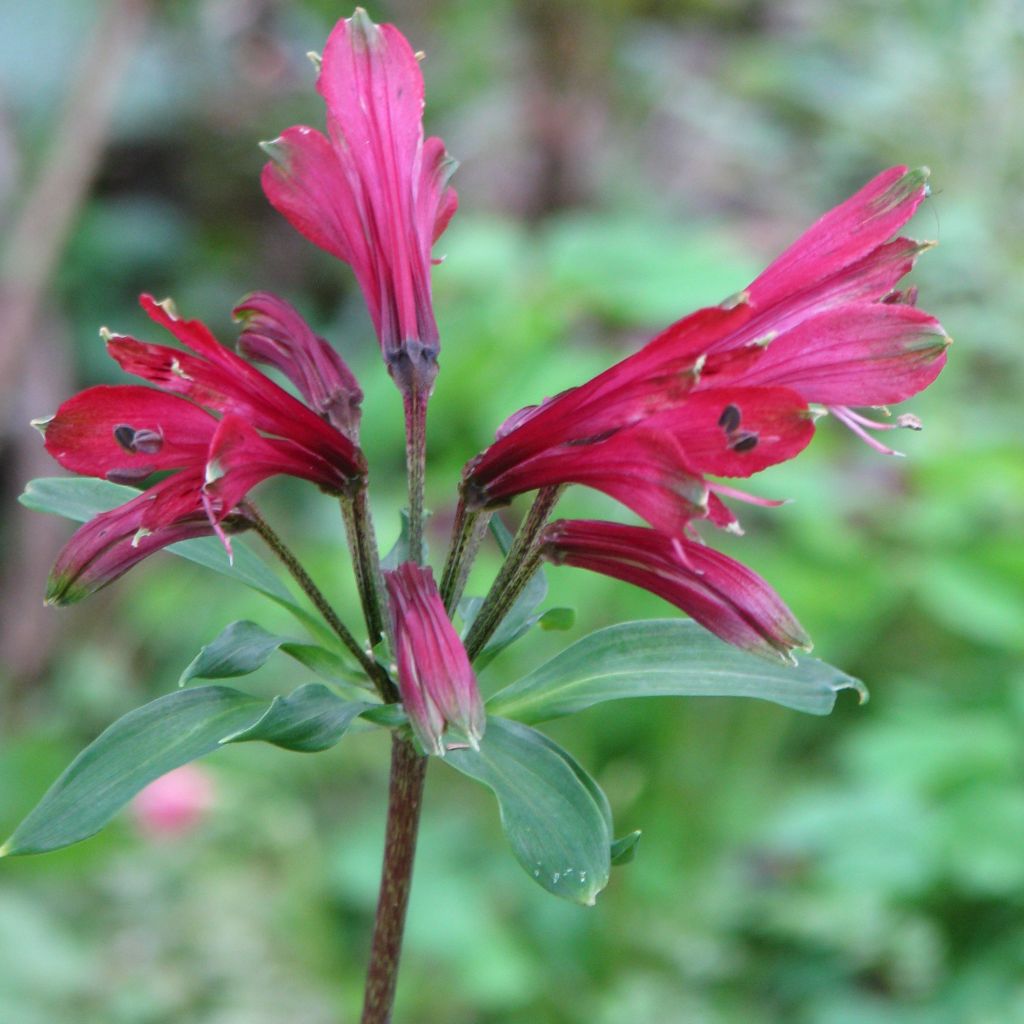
(542, 519), (810, 662)
(45, 472), (244, 605)
(39, 385), (215, 483)
(384, 562), (484, 756)
(234, 291), (363, 440)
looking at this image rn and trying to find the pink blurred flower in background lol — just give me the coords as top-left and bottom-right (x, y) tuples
(131, 764), (216, 840)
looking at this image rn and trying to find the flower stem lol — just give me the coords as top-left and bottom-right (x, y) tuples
(247, 507), (394, 700)
(403, 385), (428, 566)
(463, 485), (563, 660)
(360, 734), (428, 1024)
(438, 498), (493, 615)
(342, 486), (387, 648)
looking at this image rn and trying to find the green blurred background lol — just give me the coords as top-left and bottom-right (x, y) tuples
(1, 0), (1022, 1021)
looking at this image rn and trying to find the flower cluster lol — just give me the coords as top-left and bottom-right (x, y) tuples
(464, 165), (949, 660)
(34, 8), (949, 751)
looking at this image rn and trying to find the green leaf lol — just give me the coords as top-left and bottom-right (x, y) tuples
(381, 508), (429, 569)
(222, 684), (379, 752)
(446, 717), (612, 905)
(179, 620), (364, 690)
(1, 686), (268, 857)
(487, 619), (867, 724)
(539, 607), (575, 631)
(610, 830), (642, 865)
(19, 477), (318, 630)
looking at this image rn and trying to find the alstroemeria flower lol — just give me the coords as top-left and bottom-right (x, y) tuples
(463, 166), (950, 528)
(650, 167), (951, 452)
(384, 562), (484, 756)
(262, 8), (458, 398)
(38, 294), (366, 601)
(541, 520), (811, 663)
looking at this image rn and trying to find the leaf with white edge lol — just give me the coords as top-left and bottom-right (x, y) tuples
(179, 620), (365, 691)
(488, 619), (867, 724)
(445, 717), (611, 905)
(19, 477), (324, 636)
(1, 686), (268, 857)
(222, 684), (379, 752)
(610, 830), (642, 865)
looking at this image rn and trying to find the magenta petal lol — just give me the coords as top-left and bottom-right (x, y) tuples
(384, 562), (484, 756)
(471, 303), (755, 485)
(742, 303), (951, 406)
(46, 472), (219, 605)
(41, 385), (215, 482)
(203, 413), (353, 523)
(125, 295), (365, 479)
(542, 519), (810, 662)
(264, 9), (457, 392)
(749, 166), (930, 309)
(234, 291), (363, 439)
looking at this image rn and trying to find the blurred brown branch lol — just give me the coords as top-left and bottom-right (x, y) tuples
(1, 0), (151, 703)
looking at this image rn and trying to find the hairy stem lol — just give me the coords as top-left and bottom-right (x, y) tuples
(462, 485), (563, 660)
(360, 734), (428, 1024)
(403, 385), (428, 566)
(342, 487), (387, 648)
(247, 508), (394, 700)
(438, 498), (493, 615)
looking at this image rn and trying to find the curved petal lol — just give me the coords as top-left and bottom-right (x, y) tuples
(41, 385), (215, 482)
(542, 519), (810, 662)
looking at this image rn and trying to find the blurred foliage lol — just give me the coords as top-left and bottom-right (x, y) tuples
(1, 0), (1023, 1021)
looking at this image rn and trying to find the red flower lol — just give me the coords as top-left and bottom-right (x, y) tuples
(37, 294), (366, 602)
(261, 9), (457, 398)
(384, 562), (484, 756)
(541, 520), (810, 663)
(464, 166), (950, 526)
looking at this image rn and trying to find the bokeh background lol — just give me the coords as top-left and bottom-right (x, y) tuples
(1, 0), (1022, 1021)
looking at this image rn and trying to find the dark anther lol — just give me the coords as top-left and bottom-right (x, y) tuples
(729, 432), (759, 453)
(718, 404), (741, 433)
(113, 424), (164, 455)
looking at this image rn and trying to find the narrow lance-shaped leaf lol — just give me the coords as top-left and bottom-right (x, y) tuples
(1, 686), (268, 857)
(222, 683), (380, 752)
(179, 619), (366, 691)
(1, 684), (394, 857)
(488, 619), (867, 724)
(445, 717), (612, 905)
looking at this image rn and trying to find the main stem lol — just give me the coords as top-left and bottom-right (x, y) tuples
(403, 384), (428, 566)
(359, 736), (427, 1024)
